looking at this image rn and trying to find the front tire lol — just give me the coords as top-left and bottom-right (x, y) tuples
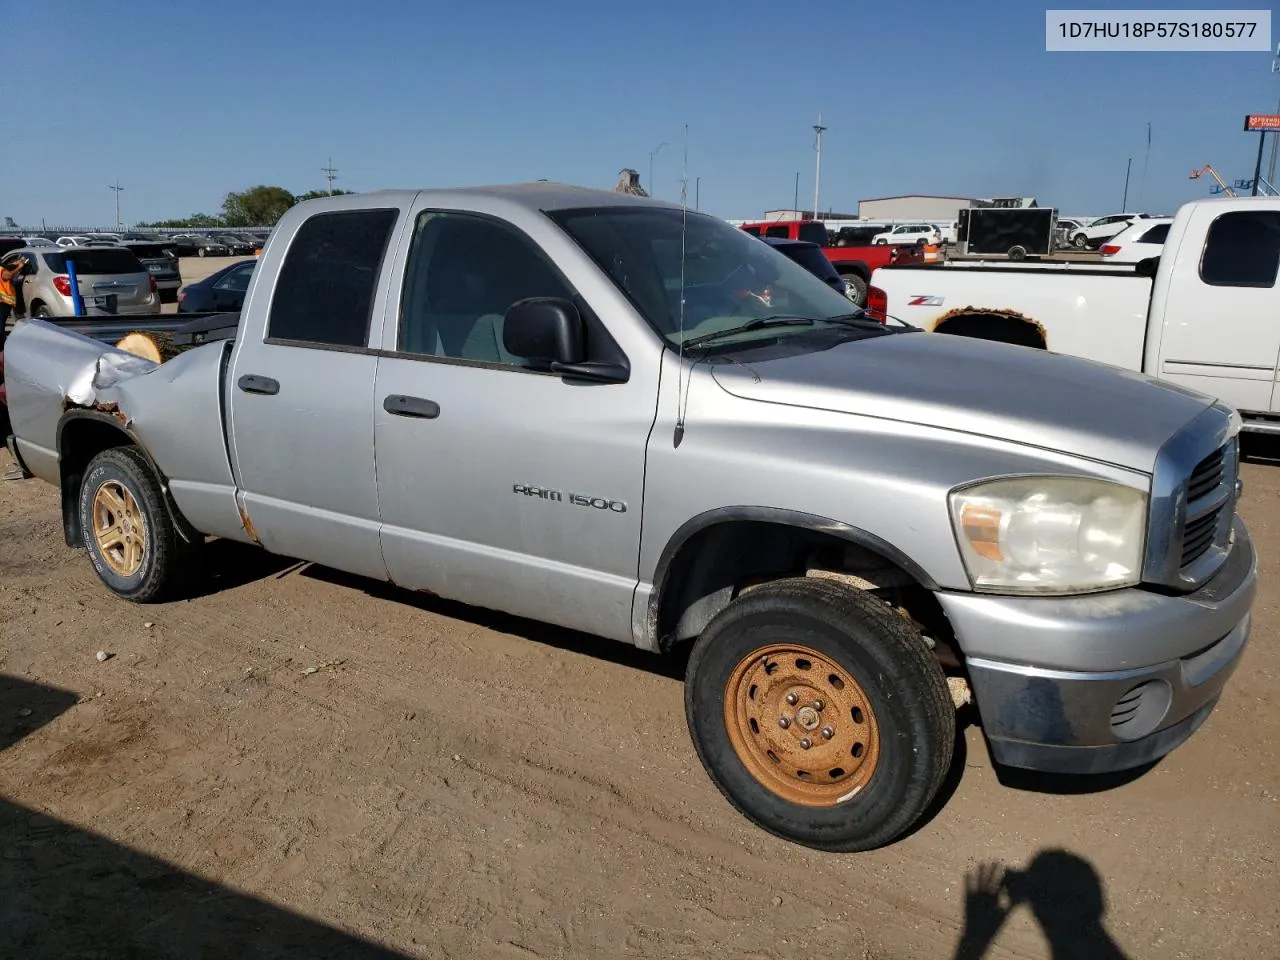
(1072, 233), (1087, 249)
(685, 577), (955, 852)
(1007, 245), (1027, 261)
(78, 446), (200, 602)
(197, 247), (208, 258)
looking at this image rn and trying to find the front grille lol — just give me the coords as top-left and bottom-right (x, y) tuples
(1181, 510), (1220, 566)
(1187, 447), (1225, 501)
(1178, 440), (1237, 574)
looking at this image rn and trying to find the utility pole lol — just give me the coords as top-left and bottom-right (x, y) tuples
(1139, 122), (1151, 209)
(1269, 44), (1280, 184)
(1121, 157), (1132, 210)
(695, 176), (700, 211)
(793, 172), (800, 215)
(649, 142), (668, 199)
(108, 179), (124, 231)
(322, 157), (339, 195)
(812, 113), (827, 222)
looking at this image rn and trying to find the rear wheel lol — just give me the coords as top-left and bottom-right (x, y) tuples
(685, 577), (955, 851)
(1007, 245), (1027, 261)
(78, 446), (200, 602)
(32, 303), (50, 318)
(841, 273), (868, 306)
(197, 247), (208, 258)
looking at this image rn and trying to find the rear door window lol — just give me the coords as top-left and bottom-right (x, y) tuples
(1199, 210), (1280, 288)
(266, 208), (398, 347)
(764, 225), (790, 238)
(797, 222), (829, 245)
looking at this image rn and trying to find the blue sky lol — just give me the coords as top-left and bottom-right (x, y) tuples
(5, 0), (1279, 226)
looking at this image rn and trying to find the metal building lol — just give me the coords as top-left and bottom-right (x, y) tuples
(856, 195), (978, 222)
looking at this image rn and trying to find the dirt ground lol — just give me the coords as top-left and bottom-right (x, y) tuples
(1, 441), (1277, 960)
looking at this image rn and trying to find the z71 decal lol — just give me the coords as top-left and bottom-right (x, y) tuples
(907, 295), (945, 307)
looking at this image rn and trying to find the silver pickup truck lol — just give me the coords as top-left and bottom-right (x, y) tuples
(2, 185), (1256, 851)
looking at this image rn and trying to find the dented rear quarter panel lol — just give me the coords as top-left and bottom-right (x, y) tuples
(4, 319), (246, 543)
(871, 264), (1154, 370)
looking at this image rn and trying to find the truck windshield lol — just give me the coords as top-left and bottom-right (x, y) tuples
(549, 206), (859, 348)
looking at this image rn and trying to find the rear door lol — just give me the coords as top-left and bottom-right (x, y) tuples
(226, 205), (404, 578)
(1152, 206), (1280, 412)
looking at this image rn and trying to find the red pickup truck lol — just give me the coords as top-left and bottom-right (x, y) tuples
(738, 219), (925, 305)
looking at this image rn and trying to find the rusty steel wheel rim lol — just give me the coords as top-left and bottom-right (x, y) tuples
(91, 480), (147, 578)
(724, 643), (880, 807)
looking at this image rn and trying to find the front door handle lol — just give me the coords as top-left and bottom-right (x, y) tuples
(383, 394), (440, 419)
(237, 374), (280, 396)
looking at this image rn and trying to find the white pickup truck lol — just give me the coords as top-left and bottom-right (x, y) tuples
(869, 196), (1280, 433)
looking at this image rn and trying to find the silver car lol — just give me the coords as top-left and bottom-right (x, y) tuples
(0, 246), (159, 318)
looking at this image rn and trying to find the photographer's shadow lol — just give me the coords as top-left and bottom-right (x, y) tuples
(952, 850), (1128, 960)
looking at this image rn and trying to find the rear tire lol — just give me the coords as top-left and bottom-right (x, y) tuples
(842, 273), (868, 306)
(1008, 245), (1027, 261)
(32, 303), (50, 318)
(78, 446), (201, 603)
(197, 247), (208, 258)
(685, 577), (955, 852)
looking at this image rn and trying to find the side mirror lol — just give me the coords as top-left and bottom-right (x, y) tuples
(503, 297), (585, 364)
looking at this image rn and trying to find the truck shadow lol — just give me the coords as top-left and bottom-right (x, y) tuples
(0, 673), (411, 959)
(950, 849), (1129, 959)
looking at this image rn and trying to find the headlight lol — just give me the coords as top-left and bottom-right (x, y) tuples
(949, 477), (1146, 595)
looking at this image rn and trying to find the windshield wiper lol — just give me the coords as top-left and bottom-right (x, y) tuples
(827, 310), (920, 332)
(681, 315), (817, 349)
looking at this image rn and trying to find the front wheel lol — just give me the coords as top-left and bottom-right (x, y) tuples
(1007, 245), (1027, 261)
(842, 273), (868, 306)
(685, 577), (955, 852)
(78, 446), (201, 602)
(197, 247), (208, 258)
(1072, 233), (1087, 249)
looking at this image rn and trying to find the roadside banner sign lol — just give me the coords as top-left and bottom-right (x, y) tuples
(1244, 114), (1280, 131)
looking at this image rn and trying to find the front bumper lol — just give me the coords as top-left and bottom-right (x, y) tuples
(937, 517), (1256, 775)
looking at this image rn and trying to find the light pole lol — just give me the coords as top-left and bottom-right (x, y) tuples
(108, 179), (124, 231)
(695, 176), (701, 210)
(812, 113), (827, 221)
(1122, 157), (1132, 209)
(649, 142), (668, 199)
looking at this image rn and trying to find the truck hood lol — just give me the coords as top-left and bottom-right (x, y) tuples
(709, 331), (1214, 473)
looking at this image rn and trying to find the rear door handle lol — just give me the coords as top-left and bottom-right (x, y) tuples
(383, 394), (440, 419)
(237, 374), (280, 396)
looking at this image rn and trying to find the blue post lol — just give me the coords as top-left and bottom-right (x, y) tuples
(65, 258), (85, 316)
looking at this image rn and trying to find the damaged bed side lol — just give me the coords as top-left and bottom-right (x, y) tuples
(3, 319), (254, 550)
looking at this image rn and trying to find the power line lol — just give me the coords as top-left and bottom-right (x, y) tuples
(322, 158), (339, 195)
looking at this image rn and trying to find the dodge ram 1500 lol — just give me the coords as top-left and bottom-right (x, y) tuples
(3, 184), (1256, 851)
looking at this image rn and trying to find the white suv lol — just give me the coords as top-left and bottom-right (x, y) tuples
(1069, 213), (1148, 249)
(871, 223), (942, 246)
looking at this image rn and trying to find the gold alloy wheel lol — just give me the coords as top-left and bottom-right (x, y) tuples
(724, 643), (880, 807)
(91, 480), (147, 578)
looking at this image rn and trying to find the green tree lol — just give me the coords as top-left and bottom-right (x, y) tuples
(221, 185), (296, 227)
(137, 213), (223, 229)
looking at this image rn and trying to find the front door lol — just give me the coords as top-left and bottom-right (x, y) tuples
(372, 207), (660, 643)
(227, 205), (402, 579)
(1152, 206), (1280, 413)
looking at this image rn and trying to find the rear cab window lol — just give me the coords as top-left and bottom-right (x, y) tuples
(266, 208), (399, 347)
(1139, 223), (1170, 245)
(764, 225), (790, 238)
(1199, 211), (1280, 288)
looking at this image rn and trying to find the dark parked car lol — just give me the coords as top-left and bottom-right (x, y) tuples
(170, 234), (230, 258)
(763, 237), (847, 297)
(178, 258), (254, 312)
(213, 234), (256, 255)
(120, 240), (182, 303)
